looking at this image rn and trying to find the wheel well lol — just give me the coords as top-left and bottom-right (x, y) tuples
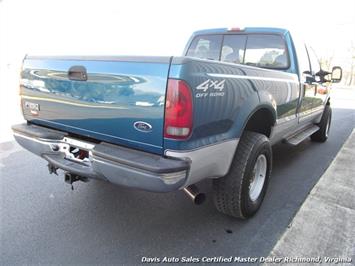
(244, 108), (275, 137)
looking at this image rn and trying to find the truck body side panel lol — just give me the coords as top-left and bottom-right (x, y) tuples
(166, 57), (300, 151)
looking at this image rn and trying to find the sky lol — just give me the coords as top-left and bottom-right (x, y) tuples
(1, 0), (355, 70)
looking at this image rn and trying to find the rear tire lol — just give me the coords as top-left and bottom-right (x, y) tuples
(213, 131), (272, 219)
(311, 105), (332, 142)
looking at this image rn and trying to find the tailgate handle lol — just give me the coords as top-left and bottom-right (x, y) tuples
(68, 65), (88, 81)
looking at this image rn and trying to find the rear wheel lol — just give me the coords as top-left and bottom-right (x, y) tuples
(311, 105), (332, 142)
(213, 131), (272, 219)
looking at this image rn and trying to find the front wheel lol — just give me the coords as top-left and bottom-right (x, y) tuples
(213, 131), (272, 219)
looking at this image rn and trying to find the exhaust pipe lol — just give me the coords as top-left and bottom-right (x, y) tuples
(183, 184), (206, 205)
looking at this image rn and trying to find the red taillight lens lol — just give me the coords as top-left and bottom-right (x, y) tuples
(164, 79), (193, 139)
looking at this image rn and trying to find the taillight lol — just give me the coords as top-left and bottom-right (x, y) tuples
(164, 79), (193, 139)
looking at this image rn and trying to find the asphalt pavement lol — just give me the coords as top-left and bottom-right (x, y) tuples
(1, 105), (354, 265)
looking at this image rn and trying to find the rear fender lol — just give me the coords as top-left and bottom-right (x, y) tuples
(232, 89), (277, 140)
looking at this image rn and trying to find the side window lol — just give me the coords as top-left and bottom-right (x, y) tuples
(307, 46), (321, 75)
(221, 35), (247, 64)
(294, 41), (311, 81)
(186, 35), (222, 60)
(244, 35), (288, 69)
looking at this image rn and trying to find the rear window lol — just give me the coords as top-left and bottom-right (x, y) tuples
(244, 35), (288, 69)
(186, 33), (289, 70)
(186, 35), (222, 60)
(221, 35), (247, 64)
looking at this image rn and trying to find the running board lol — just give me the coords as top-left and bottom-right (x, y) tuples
(284, 125), (320, 146)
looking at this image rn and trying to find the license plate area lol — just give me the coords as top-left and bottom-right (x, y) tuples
(58, 137), (95, 164)
(66, 146), (90, 163)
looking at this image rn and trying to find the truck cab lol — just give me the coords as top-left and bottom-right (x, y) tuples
(183, 27), (335, 140)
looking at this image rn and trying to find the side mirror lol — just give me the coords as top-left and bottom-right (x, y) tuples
(331, 66), (342, 83)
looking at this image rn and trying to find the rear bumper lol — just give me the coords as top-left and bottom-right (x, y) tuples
(12, 123), (189, 192)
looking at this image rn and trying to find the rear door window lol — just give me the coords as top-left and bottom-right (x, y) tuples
(244, 34), (288, 69)
(186, 35), (222, 60)
(294, 42), (311, 78)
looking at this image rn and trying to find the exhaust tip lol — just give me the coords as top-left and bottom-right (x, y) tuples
(183, 184), (206, 205)
(194, 193), (206, 205)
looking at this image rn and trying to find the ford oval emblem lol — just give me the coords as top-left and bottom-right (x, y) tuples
(133, 121), (153, 133)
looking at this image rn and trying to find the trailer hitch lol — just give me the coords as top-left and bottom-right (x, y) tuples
(64, 172), (89, 190)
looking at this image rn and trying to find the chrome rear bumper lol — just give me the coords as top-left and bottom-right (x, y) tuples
(12, 123), (189, 192)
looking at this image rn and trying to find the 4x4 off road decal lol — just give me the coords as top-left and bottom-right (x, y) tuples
(196, 79), (225, 98)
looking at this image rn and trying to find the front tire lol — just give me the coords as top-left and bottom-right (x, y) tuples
(311, 105), (332, 142)
(213, 131), (272, 219)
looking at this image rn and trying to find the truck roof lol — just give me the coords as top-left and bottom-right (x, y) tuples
(192, 27), (289, 36)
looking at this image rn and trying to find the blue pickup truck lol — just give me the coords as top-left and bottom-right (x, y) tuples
(13, 27), (342, 218)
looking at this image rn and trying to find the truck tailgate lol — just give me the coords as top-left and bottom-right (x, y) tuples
(20, 56), (171, 154)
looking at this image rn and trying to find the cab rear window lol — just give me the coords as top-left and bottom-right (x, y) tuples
(186, 33), (289, 70)
(186, 35), (222, 61)
(244, 35), (288, 69)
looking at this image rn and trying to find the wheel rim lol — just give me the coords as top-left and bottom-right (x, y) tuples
(325, 116), (331, 138)
(249, 154), (267, 202)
